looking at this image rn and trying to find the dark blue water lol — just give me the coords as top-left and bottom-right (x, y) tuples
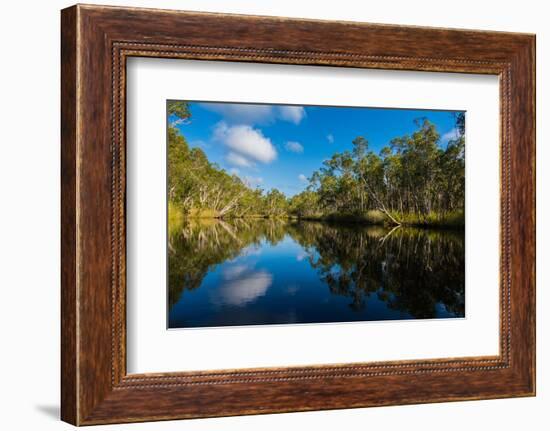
(168, 219), (464, 328)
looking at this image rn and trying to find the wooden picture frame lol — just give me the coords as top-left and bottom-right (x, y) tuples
(61, 4), (536, 425)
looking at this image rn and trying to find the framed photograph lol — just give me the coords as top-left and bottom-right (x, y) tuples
(61, 4), (536, 425)
(163, 101), (467, 330)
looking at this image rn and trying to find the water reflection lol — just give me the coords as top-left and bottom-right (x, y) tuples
(168, 218), (464, 328)
(212, 265), (272, 306)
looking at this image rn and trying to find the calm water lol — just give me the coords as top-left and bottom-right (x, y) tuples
(168, 219), (465, 328)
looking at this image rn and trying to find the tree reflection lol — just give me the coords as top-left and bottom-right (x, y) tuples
(169, 218), (464, 319)
(287, 222), (465, 318)
(168, 218), (287, 307)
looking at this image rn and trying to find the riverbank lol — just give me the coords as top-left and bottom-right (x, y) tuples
(169, 203), (464, 230)
(298, 210), (464, 229)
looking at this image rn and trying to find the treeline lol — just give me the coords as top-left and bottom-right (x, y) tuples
(169, 126), (288, 218)
(291, 116), (465, 226)
(168, 101), (465, 227)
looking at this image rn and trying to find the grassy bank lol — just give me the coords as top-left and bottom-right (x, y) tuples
(296, 210), (386, 224)
(390, 210), (464, 228)
(295, 209), (464, 228)
(169, 203), (464, 229)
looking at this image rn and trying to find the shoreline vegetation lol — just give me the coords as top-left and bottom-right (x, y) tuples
(169, 202), (464, 229)
(167, 101), (465, 230)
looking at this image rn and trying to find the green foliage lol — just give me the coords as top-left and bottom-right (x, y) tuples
(167, 100), (191, 123)
(288, 191), (320, 217)
(168, 112), (465, 228)
(168, 201), (184, 237)
(265, 189), (288, 217)
(389, 210), (465, 228)
(324, 210), (388, 224)
(294, 117), (465, 226)
(168, 124), (287, 218)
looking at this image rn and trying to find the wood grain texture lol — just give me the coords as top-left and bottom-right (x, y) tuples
(60, 5), (78, 425)
(60, 4), (536, 425)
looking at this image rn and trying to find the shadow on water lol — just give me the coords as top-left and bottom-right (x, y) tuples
(168, 218), (464, 327)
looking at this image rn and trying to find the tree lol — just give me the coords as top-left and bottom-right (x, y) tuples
(302, 117), (464, 225)
(289, 191), (319, 217)
(167, 110), (464, 227)
(168, 123), (290, 219)
(167, 100), (191, 124)
(265, 189), (288, 217)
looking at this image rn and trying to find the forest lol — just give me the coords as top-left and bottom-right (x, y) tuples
(167, 101), (465, 227)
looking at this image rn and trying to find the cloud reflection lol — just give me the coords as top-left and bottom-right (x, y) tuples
(212, 264), (273, 307)
(222, 264), (248, 280)
(239, 245), (262, 257)
(296, 252), (307, 262)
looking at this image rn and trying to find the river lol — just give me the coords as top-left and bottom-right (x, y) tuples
(168, 218), (464, 328)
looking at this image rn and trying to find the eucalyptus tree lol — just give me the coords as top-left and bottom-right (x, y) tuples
(298, 116), (465, 225)
(168, 99), (464, 226)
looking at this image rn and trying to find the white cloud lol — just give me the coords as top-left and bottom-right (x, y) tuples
(201, 102), (306, 125)
(277, 106), (306, 124)
(327, 133), (334, 144)
(200, 103), (273, 124)
(285, 141), (304, 154)
(227, 169), (263, 188)
(441, 128), (459, 144)
(214, 122), (277, 166)
(243, 176), (264, 188)
(225, 152), (253, 167)
(298, 174), (308, 182)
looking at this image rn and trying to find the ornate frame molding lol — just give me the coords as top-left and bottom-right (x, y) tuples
(61, 5), (535, 425)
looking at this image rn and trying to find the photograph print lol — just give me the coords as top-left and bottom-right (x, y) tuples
(167, 100), (465, 329)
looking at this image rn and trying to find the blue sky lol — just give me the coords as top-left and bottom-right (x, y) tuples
(171, 101), (462, 197)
